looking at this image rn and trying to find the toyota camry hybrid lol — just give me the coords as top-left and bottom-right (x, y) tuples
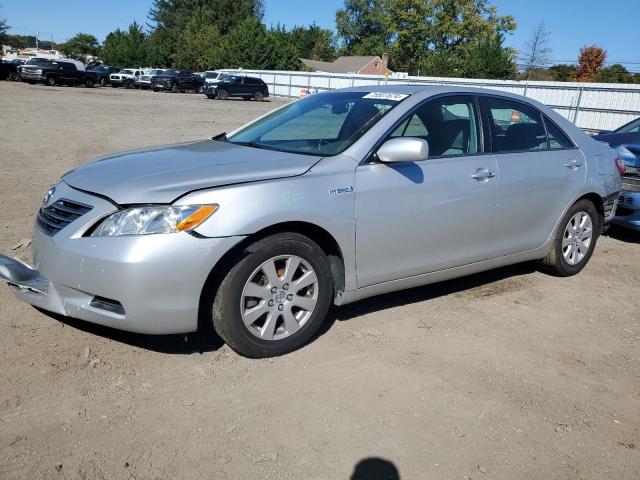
(0, 86), (623, 357)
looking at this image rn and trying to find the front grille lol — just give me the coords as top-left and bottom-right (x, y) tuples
(622, 175), (640, 193)
(37, 199), (93, 236)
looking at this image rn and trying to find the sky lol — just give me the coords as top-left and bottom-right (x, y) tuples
(2, 0), (639, 71)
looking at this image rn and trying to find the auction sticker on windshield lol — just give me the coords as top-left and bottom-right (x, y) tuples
(362, 92), (410, 101)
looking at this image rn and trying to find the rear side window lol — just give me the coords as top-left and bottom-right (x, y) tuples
(544, 118), (574, 149)
(486, 98), (548, 153)
(389, 96), (481, 157)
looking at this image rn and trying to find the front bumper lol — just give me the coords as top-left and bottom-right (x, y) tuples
(20, 71), (44, 82)
(1, 182), (245, 334)
(151, 82), (171, 90)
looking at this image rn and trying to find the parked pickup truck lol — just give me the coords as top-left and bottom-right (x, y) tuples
(136, 69), (165, 90)
(110, 69), (142, 88)
(151, 70), (204, 93)
(20, 58), (98, 87)
(0, 59), (24, 81)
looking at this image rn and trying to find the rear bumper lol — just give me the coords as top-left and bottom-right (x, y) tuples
(1, 182), (246, 334)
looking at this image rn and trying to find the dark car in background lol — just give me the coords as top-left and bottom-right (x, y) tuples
(20, 58), (98, 87)
(150, 70), (204, 93)
(203, 75), (269, 101)
(88, 65), (120, 87)
(0, 59), (25, 81)
(594, 118), (640, 230)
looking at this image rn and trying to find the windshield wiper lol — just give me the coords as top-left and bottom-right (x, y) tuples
(231, 141), (281, 152)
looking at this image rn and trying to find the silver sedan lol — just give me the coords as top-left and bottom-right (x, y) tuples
(0, 86), (622, 357)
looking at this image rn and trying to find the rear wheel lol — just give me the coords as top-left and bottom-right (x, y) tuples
(217, 88), (229, 100)
(539, 199), (601, 276)
(100, 77), (106, 87)
(85, 78), (94, 88)
(210, 233), (333, 358)
(254, 90), (265, 102)
(172, 82), (179, 93)
(8, 72), (17, 81)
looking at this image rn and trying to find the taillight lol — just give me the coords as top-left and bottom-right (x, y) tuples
(615, 155), (626, 175)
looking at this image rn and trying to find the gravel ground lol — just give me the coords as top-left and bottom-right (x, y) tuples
(0, 81), (639, 480)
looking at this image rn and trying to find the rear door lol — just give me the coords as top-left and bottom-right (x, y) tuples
(355, 95), (499, 287)
(482, 96), (586, 257)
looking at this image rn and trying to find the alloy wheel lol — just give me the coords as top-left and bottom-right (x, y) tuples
(240, 255), (319, 341)
(562, 211), (593, 265)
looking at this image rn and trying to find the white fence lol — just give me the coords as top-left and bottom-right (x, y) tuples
(224, 69), (640, 133)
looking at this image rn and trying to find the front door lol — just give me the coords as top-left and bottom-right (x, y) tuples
(355, 95), (498, 288)
(481, 96), (587, 257)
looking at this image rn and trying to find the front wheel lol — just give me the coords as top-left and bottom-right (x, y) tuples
(171, 82), (179, 93)
(217, 88), (229, 100)
(539, 199), (601, 276)
(211, 233), (334, 358)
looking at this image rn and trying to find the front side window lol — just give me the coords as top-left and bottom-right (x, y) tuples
(389, 96), (480, 157)
(227, 91), (405, 156)
(486, 97), (547, 153)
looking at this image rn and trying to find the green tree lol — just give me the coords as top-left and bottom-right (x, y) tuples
(60, 33), (100, 63)
(548, 64), (575, 82)
(0, 16), (8, 46)
(598, 64), (635, 84)
(335, 0), (394, 56)
(458, 34), (516, 79)
(101, 22), (148, 68)
(147, 0), (263, 67)
(173, 8), (222, 70)
(289, 24), (337, 61)
(218, 17), (298, 70)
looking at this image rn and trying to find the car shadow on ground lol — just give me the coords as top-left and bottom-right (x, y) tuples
(35, 262), (536, 355)
(605, 225), (640, 244)
(35, 308), (224, 354)
(319, 262), (537, 332)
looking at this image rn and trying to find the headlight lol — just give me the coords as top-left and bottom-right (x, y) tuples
(35, 69), (42, 74)
(91, 205), (218, 237)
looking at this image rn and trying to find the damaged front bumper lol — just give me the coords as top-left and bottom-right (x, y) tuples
(0, 255), (49, 295)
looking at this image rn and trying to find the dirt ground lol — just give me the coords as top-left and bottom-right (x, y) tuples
(0, 81), (639, 480)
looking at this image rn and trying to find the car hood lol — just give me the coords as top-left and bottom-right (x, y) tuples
(63, 140), (321, 205)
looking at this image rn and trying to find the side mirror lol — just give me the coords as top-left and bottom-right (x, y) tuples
(377, 137), (429, 163)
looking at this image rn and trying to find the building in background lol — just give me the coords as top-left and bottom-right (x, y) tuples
(301, 54), (393, 76)
(2, 46), (64, 62)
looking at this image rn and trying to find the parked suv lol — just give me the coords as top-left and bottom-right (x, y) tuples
(151, 70), (204, 93)
(88, 65), (119, 87)
(20, 58), (98, 87)
(204, 75), (269, 101)
(137, 69), (165, 90)
(0, 86), (622, 358)
(110, 69), (142, 88)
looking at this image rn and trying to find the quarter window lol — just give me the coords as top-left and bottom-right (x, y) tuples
(390, 96), (480, 157)
(545, 118), (574, 149)
(486, 97), (547, 153)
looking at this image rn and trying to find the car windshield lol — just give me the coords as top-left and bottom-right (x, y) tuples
(163, 70), (178, 76)
(227, 91), (407, 156)
(204, 72), (219, 79)
(616, 118), (640, 134)
(120, 69), (133, 74)
(25, 58), (50, 66)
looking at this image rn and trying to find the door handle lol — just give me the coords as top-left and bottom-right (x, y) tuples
(565, 159), (582, 169)
(470, 168), (496, 181)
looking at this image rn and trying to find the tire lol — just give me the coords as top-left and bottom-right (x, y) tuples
(206, 94), (214, 99)
(539, 199), (601, 277)
(8, 72), (17, 81)
(254, 90), (265, 102)
(217, 88), (229, 100)
(85, 78), (94, 88)
(172, 82), (179, 93)
(100, 77), (106, 87)
(211, 233), (334, 358)
(46, 76), (56, 87)
(152, 87), (159, 92)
